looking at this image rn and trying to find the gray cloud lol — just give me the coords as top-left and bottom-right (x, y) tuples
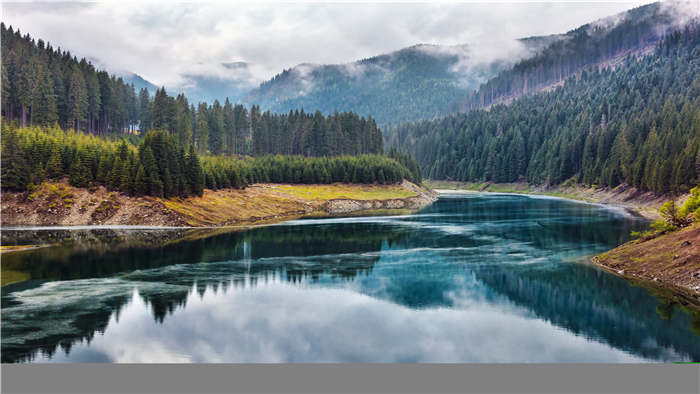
(2, 1), (656, 89)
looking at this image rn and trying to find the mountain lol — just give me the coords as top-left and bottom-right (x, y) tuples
(242, 38), (552, 126)
(242, 1), (694, 126)
(89, 57), (254, 105)
(85, 56), (159, 94)
(172, 61), (257, 105)
(388, 21), (700, 195)
(121, 72), (159, 94)
(460, 1), (696, 111)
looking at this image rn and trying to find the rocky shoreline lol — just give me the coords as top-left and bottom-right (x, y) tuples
(324, 181), (438, 214)
(592, 225), (700, 306)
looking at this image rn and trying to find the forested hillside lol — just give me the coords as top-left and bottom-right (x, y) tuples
(244, 41), (545, 126)
(245, 3), (689, 126)
(460, 2), (690, 111)
(389, 23), (700, 195)
(0, 23), (384, 158)
(1, 24), (421, 198)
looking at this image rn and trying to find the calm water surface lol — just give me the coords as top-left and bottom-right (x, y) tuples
(2, 193), (699, 363)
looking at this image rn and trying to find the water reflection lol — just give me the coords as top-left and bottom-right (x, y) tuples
(2, 194), (699, 363)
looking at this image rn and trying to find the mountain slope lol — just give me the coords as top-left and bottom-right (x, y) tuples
(460, 1), (696, 111)
(174, 62), (256, 105)
(243, 39), (551, 126)
(389, 22), (700, 195)
(243, 2), (692, 126)
(121, 72), (159, 94)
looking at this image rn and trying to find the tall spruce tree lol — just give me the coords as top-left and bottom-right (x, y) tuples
(66, 65), (88, 131)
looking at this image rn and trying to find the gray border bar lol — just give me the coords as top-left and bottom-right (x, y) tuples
(2, 364), (699, 394)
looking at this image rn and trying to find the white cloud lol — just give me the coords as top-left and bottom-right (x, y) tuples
(38, 282), (657, 363)
(2, 1), (657, 89)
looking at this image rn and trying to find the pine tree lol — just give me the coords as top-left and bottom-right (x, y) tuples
(86, 73), (101, 134)
(186, 144), (204, 196)
(1, 126), (31, 190)
(46, 146), (64, 179)
(66, 65), (88, 131)
(133, 164), (148, 195)
(31, 64), (58, 126)
(208, 100), (224, 155)
(69, 153), (90, 187)
(138, 88), (151, 132)
(196, 103), (209, 154)
(223, 98), (234, 156)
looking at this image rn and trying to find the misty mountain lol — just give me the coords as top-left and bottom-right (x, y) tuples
(105, 1), (692, 127)
(242, 38), (553, 126)
(460, 1), (696, 111)
(97, 60), (254, 105)
(86, 56), (158, 94)
(121, 72), (159, 94)
(172, 61), (257, 105)
(388, 21), (699, 193)
(241, 1), (692, 126)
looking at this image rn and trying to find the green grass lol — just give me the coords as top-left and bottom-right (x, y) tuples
(270, 183), (417, 201)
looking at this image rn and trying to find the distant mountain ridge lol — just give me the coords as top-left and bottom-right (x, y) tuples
(241, 37), (552, 126)
(89, 2), (695, 127)
(459, 1), (696, 111)
(242, 2), (694, 125)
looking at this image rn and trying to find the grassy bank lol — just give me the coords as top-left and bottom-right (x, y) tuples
(161, 183), (423, 226)
(1, 180), (433, 227)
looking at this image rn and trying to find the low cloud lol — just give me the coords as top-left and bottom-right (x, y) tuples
(2, 1), (657, 89)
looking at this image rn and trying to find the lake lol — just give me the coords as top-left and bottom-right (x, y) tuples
(2, 193), (699, 363)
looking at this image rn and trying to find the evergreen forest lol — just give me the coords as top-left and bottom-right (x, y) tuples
(1, 23), (419, 197)
(389, 23), (700, 195)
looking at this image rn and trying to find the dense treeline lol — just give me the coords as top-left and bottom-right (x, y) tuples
(144, 92), (384, 157)
(201, 154), (416, 191)
(389, 24), (700, 195)
(1, 125), (416, 196)
(460, 2), (682, 111)
(0, 23), (384, 157)
(0, 23), (413, 197)
(2, 125), (205, 197)
(1, 24), (138, 134)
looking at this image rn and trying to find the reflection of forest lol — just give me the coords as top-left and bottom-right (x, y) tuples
(422, 196), (645, 251)
(1, 223), (415, 363)
(473, 264), (700, 361)
(2, 223), (416, 282)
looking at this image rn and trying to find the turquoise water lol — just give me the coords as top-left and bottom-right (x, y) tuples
(2, 193), (698, 363)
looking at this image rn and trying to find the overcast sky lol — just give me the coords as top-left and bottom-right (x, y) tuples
(2, 1), (658, 88)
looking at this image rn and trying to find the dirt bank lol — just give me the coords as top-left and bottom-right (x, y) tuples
(1, 180), (436, 227)
(323, 180), (437, 214)
(593, 225), (700, 304)
(428, 180), (677, 220)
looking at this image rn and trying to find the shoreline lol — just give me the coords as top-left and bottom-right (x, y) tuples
(1, 180), (437, 229)
(434, 188), (651, 220)
(428, 181), (679, 221)
(592, 224), (700, 304)
(4, 186), (698, 306)
(436, 186), (700, 304)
